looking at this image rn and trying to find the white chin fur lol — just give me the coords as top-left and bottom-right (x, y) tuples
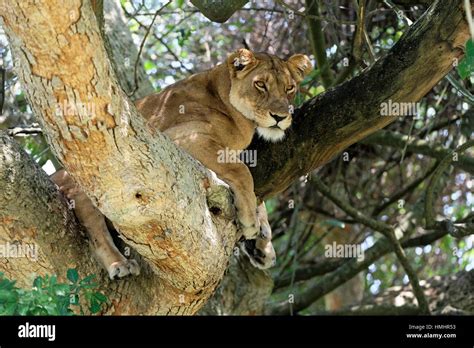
(257, 127), (286, 142)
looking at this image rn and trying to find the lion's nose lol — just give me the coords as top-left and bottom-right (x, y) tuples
(270, 113), (287, 122)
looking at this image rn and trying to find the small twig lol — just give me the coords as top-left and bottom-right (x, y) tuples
(334, 0), (368, 85)
(445, 73), (474, 105)
(312, 176), (430, 314)
(383, 0), (413, 26)
(153, 33), (193, 74)
(386, 232), (430, 314)
(312, 176), (393, 236)
(372, 161), (438, 217)
(0, 66), (5, 116)
(352, 0), (367, 63)
(425, 140), (474, 229)
(400, 117), (416, 165)
(305, 0), (334, 87)
(417, 114), (461, 139)
(7, 125), (43, 136)
(128, 0), (172, 98)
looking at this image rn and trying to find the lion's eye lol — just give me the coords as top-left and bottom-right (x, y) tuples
(254, 81), (266, 91)
(286, 85), (295, 94)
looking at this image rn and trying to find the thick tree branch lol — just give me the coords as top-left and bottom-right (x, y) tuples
(251, 0), (470, 199)
(274, 228), (450, 290)
(268, 223), (473, 315)
(0, 0), (237, 314)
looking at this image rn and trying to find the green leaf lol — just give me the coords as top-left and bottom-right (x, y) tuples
(0, 289), (18, 302)
(466, 38), (474, 57)
(67, 269), (79, 284)
(2, 302), (17, 315)
(79, 274), (96, 285)
(33, 276), (43, 289)
(89, 297), (101, 314)
(457, 59), (471, 79)
(54, 284), (70, 297)
(93, 292), (108, 303)
(457, 39), (474, 79)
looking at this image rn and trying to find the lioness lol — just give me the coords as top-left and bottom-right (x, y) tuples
(51, 49), (312, 279)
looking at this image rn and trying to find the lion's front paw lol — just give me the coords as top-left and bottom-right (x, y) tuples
(241, 223), (260, 240)
(107, 259), (140, 280)
(240, 238), (276, 269)
(238, 209), (260, 239)
(239, 201), (276, 269)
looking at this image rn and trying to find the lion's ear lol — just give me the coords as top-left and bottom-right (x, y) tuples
(287, 54), (312, 82)
(227, 48), (257, 77)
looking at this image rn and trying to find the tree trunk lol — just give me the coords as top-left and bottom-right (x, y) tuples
(0, 0), (238, 315)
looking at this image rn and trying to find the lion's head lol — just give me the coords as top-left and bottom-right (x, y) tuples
(227, 49), (312, 142)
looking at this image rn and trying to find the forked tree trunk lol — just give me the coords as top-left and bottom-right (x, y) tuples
(0, 0), (238, 315)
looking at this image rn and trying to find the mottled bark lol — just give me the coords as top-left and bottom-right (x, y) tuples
(0, 0), (237, 315)
(198, 254), (273, 315)
(0, 133), (164, 314)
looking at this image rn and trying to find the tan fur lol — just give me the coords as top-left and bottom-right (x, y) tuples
(52, 49), (312, 274)
(135, 49), (311, 268)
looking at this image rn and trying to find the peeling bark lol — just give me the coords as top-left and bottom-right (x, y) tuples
(0, 0), (237, 315)
(198, 254), (273, 315)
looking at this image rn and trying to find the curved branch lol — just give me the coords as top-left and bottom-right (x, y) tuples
(274, 228), (449, 290)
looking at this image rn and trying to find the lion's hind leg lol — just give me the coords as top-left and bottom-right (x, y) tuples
(50, 169), (140, 279)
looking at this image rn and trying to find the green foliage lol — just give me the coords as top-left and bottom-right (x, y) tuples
(0, 269), (108, 315)
(457, 39), (474, 79)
